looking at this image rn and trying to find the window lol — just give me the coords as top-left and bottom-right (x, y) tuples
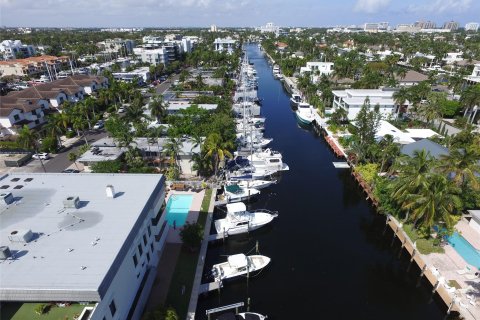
(138, 244), (143, 256)
(13, 114), (20, 121)
(146, 252), (150, 262)
(109, 300), (116, 316)
(143, 234), (147, 246)
(132, 254), (138, 267)
(150, 243), (154, 253)
(147, 226), (151, 237)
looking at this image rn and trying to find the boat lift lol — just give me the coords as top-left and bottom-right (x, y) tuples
(206, 302), (244, 320)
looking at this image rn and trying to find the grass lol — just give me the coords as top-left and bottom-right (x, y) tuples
(163, 188), (213, 319)
(403, 224), (445, 255)
(1, 302), (94, 320)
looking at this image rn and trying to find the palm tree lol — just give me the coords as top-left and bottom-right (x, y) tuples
(401, 173), (461, 231)
(393, 87), (410, 117)
(460, 84), (480, 123)
(16, 125), (46, 173)
(437, 147), (480, 190)
(203, 133), (233, 178)
(378, 134), (400, 172)
(163, 136), (183, 171)
(148, 96), (166, 123)
(44, 113), (66, 147)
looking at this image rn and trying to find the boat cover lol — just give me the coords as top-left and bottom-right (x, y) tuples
(225, 184), (242, 194)
(228, 254), (248, 268)
(226, 202), (247, 214)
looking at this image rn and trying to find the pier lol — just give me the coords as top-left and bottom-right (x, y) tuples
(199, 281), (222, 294)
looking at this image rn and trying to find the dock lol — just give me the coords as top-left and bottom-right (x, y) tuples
(199, 281), (222, 294)
(208, 232), (228, 242)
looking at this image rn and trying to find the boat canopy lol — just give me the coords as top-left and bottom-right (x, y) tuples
(228, 254), (248, 268)
(226, 202), (247, 214)
(225, 184), (242, 194)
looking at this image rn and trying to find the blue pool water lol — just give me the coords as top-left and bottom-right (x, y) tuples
(164, 194), (194, 227)
(447, 232), (480, 268)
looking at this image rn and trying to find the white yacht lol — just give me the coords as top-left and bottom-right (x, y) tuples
(226, 179), (277, 190)
(223, 184), (260, 203)
(214, 202), (278, 236)
(247, 148), (289, 172)
(211, 253), (271, 282)
(295, 102), (315, 125)
(238, 135), (273, 149)
(290, 93), (302, 107)
(272, 65), (280, 78)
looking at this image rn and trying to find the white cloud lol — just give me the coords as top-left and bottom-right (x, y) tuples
(354, 0), (391, 13)
(407, 0), (472, 13)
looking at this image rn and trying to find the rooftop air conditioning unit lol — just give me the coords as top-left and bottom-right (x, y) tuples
(63, 196), (80, 209)
(0, 246), (11, 260)
(8, 229), (33, 243)
(0, 192), (14, 206)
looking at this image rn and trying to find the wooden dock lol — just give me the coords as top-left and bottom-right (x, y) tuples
(199, 281), (222, 294)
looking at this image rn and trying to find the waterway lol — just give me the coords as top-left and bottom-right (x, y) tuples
(196, 44), (447, 319)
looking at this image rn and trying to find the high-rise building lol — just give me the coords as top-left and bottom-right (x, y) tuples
(465, 22), (479, 32)
(443, 21), (459, 31)
(210, 24), (217, 32)
(414, 21), (436, 29)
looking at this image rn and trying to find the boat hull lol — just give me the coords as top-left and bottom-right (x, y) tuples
(295, 110), (314, 125)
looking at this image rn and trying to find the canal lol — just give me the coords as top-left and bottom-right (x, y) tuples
(196, 44), (446, 319)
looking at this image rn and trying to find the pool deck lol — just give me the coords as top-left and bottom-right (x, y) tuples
(456, 219), (480, 250)
(165, 190), (206, 244)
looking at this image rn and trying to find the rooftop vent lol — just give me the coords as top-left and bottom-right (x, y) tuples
(0, 246), (11, 260)
(10, 178), (20, 182)
(8, 229), (33, 243)
(106, 185), (115, 198)
(24, 178), (33, 182)
(0, 192), (14, 205)
(0, 185), (9, 189)
(13, 185), (23, 189)
(63, 196), (80, 209)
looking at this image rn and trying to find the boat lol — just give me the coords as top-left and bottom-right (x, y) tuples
(214, 202), (278, 236)
(211, 253), (271, 282)
(226, 179), (277, 190)
(237, 135), (272, 149)
(217, 312), (267, 320)
(223, 184), (260, 203)
(246, 148), (289, 172)
(272, 65), (280, 78)
(290, 93), (302, 107)
(295, 102), (315, 125)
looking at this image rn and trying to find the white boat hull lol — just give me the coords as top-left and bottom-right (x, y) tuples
(214, 210), (276, 236)
(212, 254), (271, 282)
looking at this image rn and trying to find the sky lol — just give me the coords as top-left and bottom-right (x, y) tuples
(0, 0), (478, 28)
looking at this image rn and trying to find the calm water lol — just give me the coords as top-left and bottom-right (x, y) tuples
(195, 44), (446, 320)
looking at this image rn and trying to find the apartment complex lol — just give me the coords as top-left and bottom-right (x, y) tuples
(0, 40), (35, 60)
(0, 75), (108, 136)
(465, 22), (479, 32)
(0, 173), (168, 320)
(0, 55), (69, 77)
(213, 37), (237, 54)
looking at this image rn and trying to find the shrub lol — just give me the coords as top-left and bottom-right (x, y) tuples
(91, 160), (122, 173)
(354, 163), (379, 185)
(179, 222), (203, 251)
(66, 131), (76, 138)
(40, 136), (58, 153)
(34, 303), (50, 315)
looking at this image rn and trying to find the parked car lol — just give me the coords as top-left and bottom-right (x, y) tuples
(62, 169), (80, 173)
(93, 120), (104, 130)
(32, 153), (50, 160)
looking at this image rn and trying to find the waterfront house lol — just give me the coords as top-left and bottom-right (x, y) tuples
(395, 70), (428, 87)
(464, 63), (480, 86)
(332, 88), (410, 120)
(400, 139), (449, 160)
(213, 37), (237, 54)
(300, 62), (334, 83)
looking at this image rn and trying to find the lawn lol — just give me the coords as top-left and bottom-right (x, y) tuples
(1, 302), (95, 320)
(163, 188), (213, 318)
(403, 223), (445, 255)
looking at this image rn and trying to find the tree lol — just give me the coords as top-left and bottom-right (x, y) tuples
(378, 134), (400, 172)
(179, 222), (203, 251)
(437, 146), (480, 190)
(204, 133), (233, 178)
(418, 92), (444, 125)
(149, 96), (166, 123)
(354, 98), (382, 147)
(16, 125), (46, 173)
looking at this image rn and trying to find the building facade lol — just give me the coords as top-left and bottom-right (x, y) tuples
(465, 22), (479, 32)
(0, 40), (35, 60)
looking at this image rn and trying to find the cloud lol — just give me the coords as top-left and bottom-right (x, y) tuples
(407, 0), (472, 14)
(354, 0), (391, 13)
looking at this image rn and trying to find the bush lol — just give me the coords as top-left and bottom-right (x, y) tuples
(354, 163), (379, 185)
(440, 100), (461, 118)
(91, 160), (122, 173)
(179, 222), (203, 251)
(0, 140), (20, 150)
(66, 131), (76, 138)
(34, 303), (50, 315)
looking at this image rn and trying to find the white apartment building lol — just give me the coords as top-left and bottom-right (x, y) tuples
(113, 67), (150, 83)
(98, 39), (135, 55)
(300, 62), (334, 83)
(210, 25), (217, 32)
(133, 48), (169, 66)
(213, 37), (237, 54)
(0, 173), (168, 320)
(0, 40), (35, 60)
(257, 22), (280, 35)
(465, 22), (479, 32)
(332, 89), (410, 120)
(443, 52), (463, 64)
(464, 63), (480, 85)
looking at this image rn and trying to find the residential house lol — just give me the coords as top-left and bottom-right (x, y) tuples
(395, 70), (428, 86)
(0, 40), (35, 60)
(213, 37), (237, 54)
(0, 55), (69, 77)
(400, 138), (449, 159)
(332, 88), (410, 120)
(464, 63), (480, 85)
(300, 62), (334, 83)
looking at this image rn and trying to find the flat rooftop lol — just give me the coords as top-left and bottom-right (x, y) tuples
(0, 173), (165, 302)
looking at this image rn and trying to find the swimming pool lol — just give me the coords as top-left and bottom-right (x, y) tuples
(164, 194), (194, 228)
(447, 232), (480, 268)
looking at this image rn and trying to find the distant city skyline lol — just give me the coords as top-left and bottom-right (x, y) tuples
(0, 0), (478, 28)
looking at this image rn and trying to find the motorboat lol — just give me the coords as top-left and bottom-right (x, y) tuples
(237, 136), (272, 149)
(246, 148), (289, 172)
(214, 202), (278, 236)
(273, 65), (280, 78)
(295, 102), (315, 125)
(217, 312), (267, 320)
(226, 179), (277, 190)
(211, 253), (271, 282)
(290, 93), (302, 107)
(222, 184), (260, 203)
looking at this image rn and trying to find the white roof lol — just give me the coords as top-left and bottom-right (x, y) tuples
(0, 173), (165, 301)
(226, 202), (247, 214)
(375, 120), (415, 144)
(405, 128), (441, 139)
(228, 254), (248, 268)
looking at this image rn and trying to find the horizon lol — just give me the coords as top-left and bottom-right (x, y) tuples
(0, 0), (478, 29)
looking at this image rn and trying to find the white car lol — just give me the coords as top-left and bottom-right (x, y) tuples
(93, 121), (104, 130)
(32, 153), (50, 160)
